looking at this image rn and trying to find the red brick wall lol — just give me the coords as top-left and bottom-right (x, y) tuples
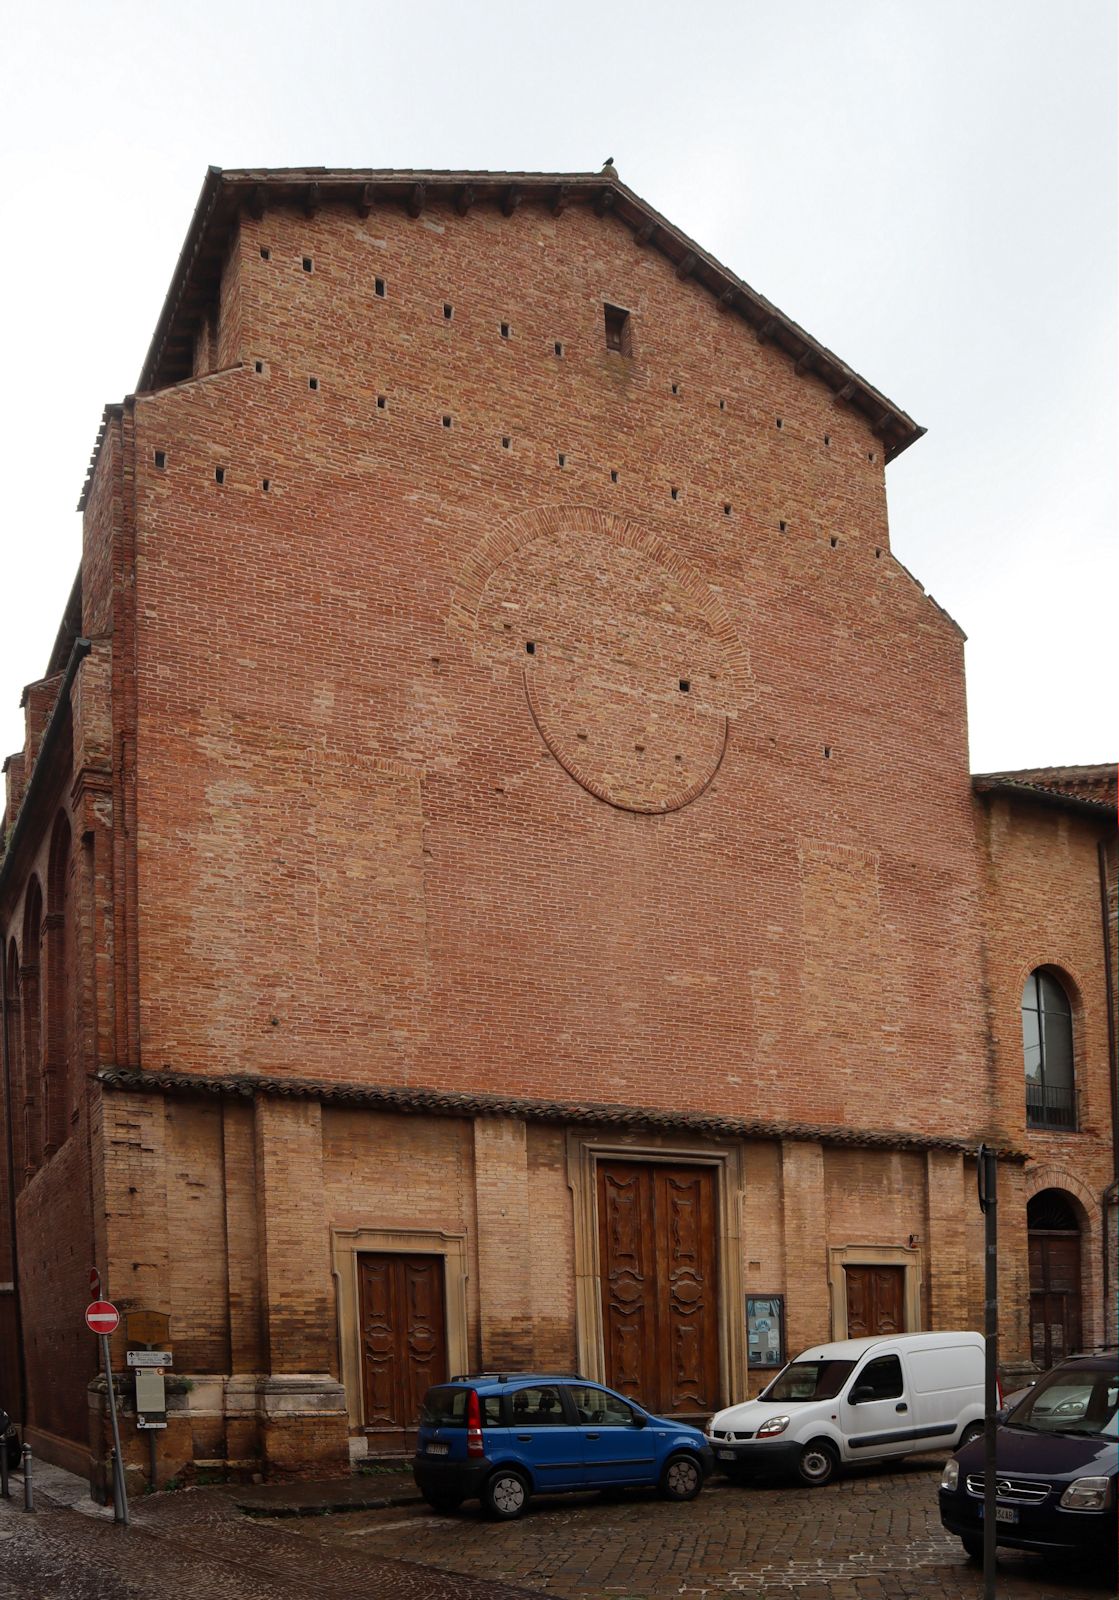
(123, 195), (988, 1152)
(977, 797), (1116, 1347)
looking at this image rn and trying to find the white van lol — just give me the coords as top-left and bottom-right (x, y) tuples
(706, 1331), (987, 1486)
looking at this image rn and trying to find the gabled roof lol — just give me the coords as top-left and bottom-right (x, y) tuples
(973, 763), (1117, 819)
(135, 165), (925, 459)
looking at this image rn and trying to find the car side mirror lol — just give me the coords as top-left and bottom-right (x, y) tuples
(632, 1411), (648, 1428)
(995, 1406), (1009, 1423)
(849, 1386), (874, 1405)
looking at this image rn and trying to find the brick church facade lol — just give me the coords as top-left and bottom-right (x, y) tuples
(1, 167), (1115, 1486)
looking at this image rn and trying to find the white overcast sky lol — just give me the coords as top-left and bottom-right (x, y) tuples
(0, 0), (1115, 773)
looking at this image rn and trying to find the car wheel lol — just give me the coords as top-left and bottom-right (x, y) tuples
(421, 1490), (464, 1513)
(960, 1532), (984, 1561)
(659, 1452), (703, 1501)
(795, 1440), (838, 1487)
(958, 1422), (984, 1448)
(483, 1468), (530, 1520)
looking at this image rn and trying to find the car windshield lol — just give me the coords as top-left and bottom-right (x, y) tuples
(761, 1359), (857, 1402)
(1008, 1369), (1119, 1439)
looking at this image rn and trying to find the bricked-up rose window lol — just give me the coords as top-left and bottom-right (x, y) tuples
(1022, 969), (1076, 1130)
(604, 303), (631, 355)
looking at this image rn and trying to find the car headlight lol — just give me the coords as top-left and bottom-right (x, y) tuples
(1060, 1477), (1111, 1512)
(756, 1415), (790, 1439)
(940, 1459), (960, 1491)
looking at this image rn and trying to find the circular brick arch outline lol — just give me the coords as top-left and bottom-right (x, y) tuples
(449, 504), (752, 812)
(448, 503), (752, 690)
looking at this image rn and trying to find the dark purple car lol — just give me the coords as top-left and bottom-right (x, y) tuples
(938, 1351), (1117, 1569)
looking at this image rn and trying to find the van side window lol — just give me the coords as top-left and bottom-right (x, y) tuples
(857, 1355), (904, 1401)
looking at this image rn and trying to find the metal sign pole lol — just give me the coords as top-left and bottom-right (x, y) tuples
(977, 1144), (998, 1599)
(100, 1332), (129, 1526)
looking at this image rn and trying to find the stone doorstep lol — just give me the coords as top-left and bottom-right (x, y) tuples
(233, 1469), (422, 1517)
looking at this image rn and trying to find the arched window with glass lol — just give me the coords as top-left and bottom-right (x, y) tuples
(1022, 969), (1076, 1130)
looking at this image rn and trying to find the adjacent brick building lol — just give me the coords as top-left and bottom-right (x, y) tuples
(1, 167), (1115, 1487)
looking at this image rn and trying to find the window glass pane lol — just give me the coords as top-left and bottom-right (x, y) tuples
(1038, 971), (1071, 1017)
(482, 1396), (504, 1426)
(1021, 1004), (1042, 1081)
(855, 1355), (903, 1401)
(1042, 1009), (1073, 1087)
(568, 1385), (635, 1426)
(509, 1385), (565, 1423)
(1021, 971), (1040, 1011)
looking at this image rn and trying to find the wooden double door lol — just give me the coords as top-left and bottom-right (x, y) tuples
(359, 1253), (448, 1434)
(1029, 1232), (1082, 1368)
(597, 1160), (720, 1416)
(845, 1265), (905, 1337)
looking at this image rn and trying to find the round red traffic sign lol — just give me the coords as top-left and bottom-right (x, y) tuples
(85, 1300), (119, 1335)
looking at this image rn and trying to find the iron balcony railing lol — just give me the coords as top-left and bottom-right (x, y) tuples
(1025, 1081), (1077, 1131)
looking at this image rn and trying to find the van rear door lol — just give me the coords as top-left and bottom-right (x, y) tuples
(839, 1351), (914, 1460)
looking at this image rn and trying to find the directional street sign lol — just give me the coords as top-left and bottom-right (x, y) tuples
(126, 1350), (172, 1368)
(85, 1300), (120, 1336)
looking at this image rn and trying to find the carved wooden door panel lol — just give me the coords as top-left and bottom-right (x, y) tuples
(845, 1265), (905, 1337)
(358, 1253), (447, 1430)
(597, 1161), (718, 1414)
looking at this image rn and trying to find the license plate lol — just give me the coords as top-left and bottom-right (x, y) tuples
(717, 1449), (736, 1461)
(978, 1504), (1017, 1524)
(426, 1442), (449, 1456)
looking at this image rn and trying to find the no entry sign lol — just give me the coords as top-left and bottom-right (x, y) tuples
(85, 1300), (120, 1336)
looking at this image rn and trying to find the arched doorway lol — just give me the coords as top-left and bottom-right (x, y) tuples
(1027, 1189), (1082, 1367)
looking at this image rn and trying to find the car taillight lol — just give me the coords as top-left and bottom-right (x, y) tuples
(466, 1389), (484, 1457)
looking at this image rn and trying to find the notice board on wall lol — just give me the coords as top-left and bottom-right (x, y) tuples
(746, 1295), (785, 1369)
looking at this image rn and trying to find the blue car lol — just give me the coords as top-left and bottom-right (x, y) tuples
(413, 1372), (714, 1518)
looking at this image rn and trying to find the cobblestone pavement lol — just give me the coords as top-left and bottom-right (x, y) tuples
(0, 1457), (1112, 1599)
(273, 1459), (1115, 1600)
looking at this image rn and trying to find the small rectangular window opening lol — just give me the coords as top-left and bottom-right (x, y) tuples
(500, 322), (510, 339)
(824, 434), (831, 447)
(525, 641), (536, 655)
(502, 436), (511, 449)
(875, 547), (882, 559)
(868, 451), (876, 462)
(443, 302), (453, 320)
(308, 376), (319, 390)
(374, 277), (386, 298)
(670, 486), (679, 501)
(610, 470), (619, 484)
(719, 398), (727, 411)
(154, 450), (166, 470)
(215, 466), (225, 485)
(824, 746), (832, 759)
(779, 520), (787, 532)
(261, 478), (270, 492)
(442, 414), (453, 429)
(377, 394), (387, 409)
(604, 303), (630, 355)
(724, 503), (732, 516)
(302, 256), (313, 273)
(671, 382), (679, 395)
(775, 417), (783, 429)
(254, 360), (264, 374)
(558, 452), (566, 467)
(830, 536), (839, 548)
(554, 341), (564, 357)
(679, 679), (690, 693)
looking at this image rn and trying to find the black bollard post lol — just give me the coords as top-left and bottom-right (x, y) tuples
(21, 1444), (34, 1513)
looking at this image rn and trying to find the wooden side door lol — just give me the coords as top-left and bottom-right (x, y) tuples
(1028, 1233), (1082, 1368)
(358, 1253), (447, 1433)
(597, 1161), (719, 1415)
(845, 1265), (905, 1338)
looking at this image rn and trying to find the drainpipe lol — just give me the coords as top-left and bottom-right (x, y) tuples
(0, 954), (27, 1426)
(1098, 837), (1118, 1343)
